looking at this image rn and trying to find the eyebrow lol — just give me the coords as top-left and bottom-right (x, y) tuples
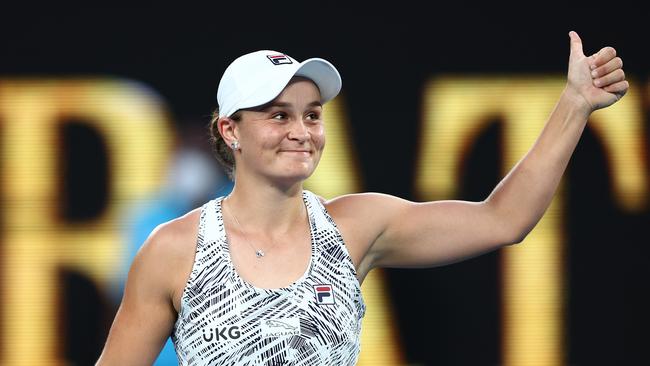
(265, 101), (322, 109)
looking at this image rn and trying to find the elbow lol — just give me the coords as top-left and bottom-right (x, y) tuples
(484, 200), (531, 246)
(508, 233), (527, 246)
(504, 225), (534, 246)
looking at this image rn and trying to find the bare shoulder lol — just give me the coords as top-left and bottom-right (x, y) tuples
(318, 192), (411, 278)
(130, 207), (202, 307)
(321, 192), (411, 248)
(97, 208), (203, 365)
(138, 207), (202, 264)
(322, 192), (410, 216)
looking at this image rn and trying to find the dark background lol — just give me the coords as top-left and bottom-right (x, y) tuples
(2, 5), (647, 365)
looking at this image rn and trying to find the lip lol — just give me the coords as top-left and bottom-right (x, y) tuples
(279, 150), (311, 154)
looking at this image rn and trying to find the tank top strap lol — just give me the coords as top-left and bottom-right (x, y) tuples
(210, 195), (229, 253)
(196, 198), (215, 250)
(195, 197), (229, 261)
(302, 189), (366, 318)
(302, 190), (347, 253)
(177, 197), (231, 316)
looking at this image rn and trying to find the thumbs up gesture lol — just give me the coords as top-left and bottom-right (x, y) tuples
(567, 31), (628, 112)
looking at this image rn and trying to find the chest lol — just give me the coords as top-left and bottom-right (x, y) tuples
(173, 239), (366, 365)
(191, 276), (361, 340)
(227, 226), (313, 290)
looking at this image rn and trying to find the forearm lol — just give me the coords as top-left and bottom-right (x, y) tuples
(485, 88), (591, 242)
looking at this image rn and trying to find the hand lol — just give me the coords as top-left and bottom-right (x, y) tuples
(566, 31), (628, 112)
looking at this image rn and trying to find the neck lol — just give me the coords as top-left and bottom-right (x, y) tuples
(224, 177), (306, 235)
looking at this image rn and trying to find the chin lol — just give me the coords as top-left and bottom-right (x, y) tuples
(285, 170), (314, 181)
(272, 166), (315, 183)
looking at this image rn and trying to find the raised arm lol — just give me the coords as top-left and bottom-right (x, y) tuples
(468, 31), (628, 243)
(330, 32), (628, 274)
(96, 216), (197, 365)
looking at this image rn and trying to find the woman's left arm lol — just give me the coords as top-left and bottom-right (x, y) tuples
(340, 32), (628, 270)
(468, 30), (628, 244)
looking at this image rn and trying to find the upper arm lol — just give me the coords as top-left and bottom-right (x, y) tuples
(371, 197), (517, 268)
(96, 223), (187, 366)
(328, 193), (518, 271)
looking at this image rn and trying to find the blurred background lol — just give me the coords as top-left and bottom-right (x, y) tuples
(0, 4), (647, 366)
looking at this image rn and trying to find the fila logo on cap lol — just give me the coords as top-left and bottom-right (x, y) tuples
(313, 284), (335, 305)
(267, 54), (293, 65)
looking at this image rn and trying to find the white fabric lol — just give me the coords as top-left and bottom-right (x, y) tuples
(217, 50), (342, 117)
(172, 190), (365, 365)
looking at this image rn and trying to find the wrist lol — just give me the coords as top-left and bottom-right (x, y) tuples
(561, 87), (593, 119)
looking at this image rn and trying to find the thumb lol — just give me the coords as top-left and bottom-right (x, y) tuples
(568, 30), (585, 59)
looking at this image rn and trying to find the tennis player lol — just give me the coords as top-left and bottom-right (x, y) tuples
(96, 31), (628, 365)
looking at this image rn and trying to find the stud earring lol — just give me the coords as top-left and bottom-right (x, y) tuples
(230, 141), (240, 150)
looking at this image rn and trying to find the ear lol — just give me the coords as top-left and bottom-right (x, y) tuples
(217, 116), (239, 145)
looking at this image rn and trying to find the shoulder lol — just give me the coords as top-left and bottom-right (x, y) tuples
(128, 206), (203, 297)
(140, 206), (202, 260)
(321, 192), (411, 220)
(313, 192), (412, 277)
(321, 192), (412, 246)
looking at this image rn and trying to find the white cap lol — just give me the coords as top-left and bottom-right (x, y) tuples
(217, 50), (342, 118)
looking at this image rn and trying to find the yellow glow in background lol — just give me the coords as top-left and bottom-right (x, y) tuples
(305, 96), (405, 365)
(417, 76), (647, 366)
(0, 79), (174, 365)
(0, 76), (646, 365)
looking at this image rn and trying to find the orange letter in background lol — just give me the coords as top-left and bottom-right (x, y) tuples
(0, 79), (174, 365)
(416, 76), (647, 366)
(1, 75), (645, 366)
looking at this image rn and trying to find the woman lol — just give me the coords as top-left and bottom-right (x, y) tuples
(96, 31), (628, 365)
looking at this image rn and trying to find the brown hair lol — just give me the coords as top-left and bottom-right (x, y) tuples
(209, 108), (241, 181)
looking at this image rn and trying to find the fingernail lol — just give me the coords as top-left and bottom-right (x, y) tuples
(594, 79), (601, 87)
(590, 64), (596, 70)
(591, 70), (598, 78)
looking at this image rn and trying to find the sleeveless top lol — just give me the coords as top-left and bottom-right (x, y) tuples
(172, 190), (366, 366)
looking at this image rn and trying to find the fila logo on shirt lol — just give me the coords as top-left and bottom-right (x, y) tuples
(313, 284), (335, 305)
(267, 54), (293, 65)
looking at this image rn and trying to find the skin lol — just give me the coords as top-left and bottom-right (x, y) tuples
(96, 32), (628, 365)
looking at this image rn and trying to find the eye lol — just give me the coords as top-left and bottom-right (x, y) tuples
(272, 112), (287, 120)
(306, 111), (321, 120)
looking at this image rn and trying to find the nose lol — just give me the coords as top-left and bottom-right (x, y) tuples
(287, 118), (310, 142)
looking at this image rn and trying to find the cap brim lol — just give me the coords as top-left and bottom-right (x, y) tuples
(295, 58), (342, 104)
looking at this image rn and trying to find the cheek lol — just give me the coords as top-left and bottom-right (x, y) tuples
(256, 129), (284, 151)
(311, 125), (326, 150)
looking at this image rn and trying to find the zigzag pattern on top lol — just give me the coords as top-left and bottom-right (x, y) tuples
(172, 190), (365, 365)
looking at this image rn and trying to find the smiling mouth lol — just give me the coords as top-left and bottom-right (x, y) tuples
(280, 150), (311, 154)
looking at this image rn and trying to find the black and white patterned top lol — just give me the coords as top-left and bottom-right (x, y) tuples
(172, 190), (366, 365)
